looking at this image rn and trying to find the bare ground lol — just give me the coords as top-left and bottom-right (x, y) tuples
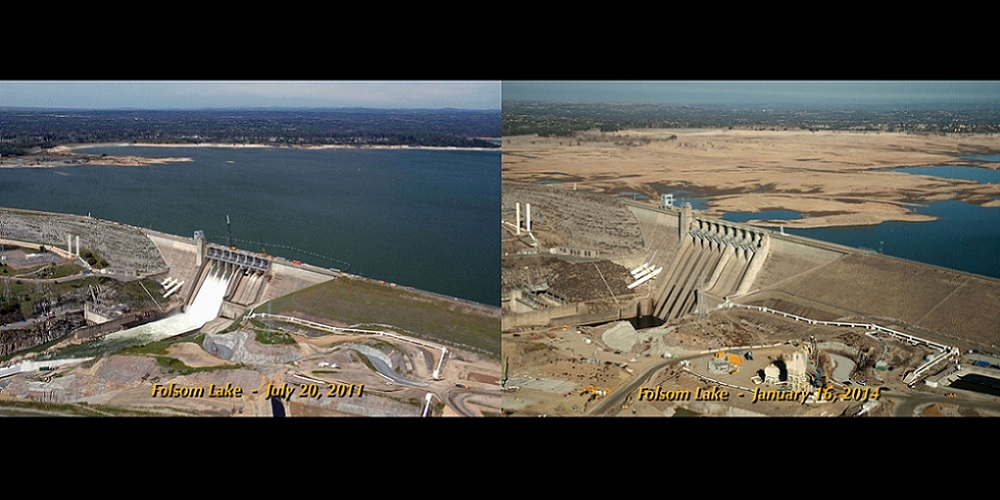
(503, 129), (1000, 228)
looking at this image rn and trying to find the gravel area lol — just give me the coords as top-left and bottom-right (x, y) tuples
(503, 182), (644, 255)
(0, 208), (166, 276)
(502, 255), (632, 303)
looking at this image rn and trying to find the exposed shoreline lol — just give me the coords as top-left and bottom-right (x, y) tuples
(0, 141), (500, 169)
(63, 142), (501, 152)
(502, 129), (1000, 229)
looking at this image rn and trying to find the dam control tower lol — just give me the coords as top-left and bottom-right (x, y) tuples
(183, 229), (275, 320)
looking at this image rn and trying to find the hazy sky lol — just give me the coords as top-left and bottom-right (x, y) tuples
(0, 81), (501, 110)
(502, 81), (1000, 106)
(6, 81), (996, 110)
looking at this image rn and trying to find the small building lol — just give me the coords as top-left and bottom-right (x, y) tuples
(661, 193), (674, 209)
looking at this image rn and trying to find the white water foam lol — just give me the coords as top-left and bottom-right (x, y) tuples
(33, 264), (234, 361)
(102, 265), (232, 345)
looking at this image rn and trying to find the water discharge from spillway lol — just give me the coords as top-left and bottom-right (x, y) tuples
(105, 265), (231, 345)
(40, 265), (234, 360)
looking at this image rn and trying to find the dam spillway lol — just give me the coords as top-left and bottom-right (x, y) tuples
(2, 215), (340, 361)
(147, 228), (336, 317)
(205, 245), (271, 273)
(196, 242), (273, 313)
(501, 200), (772, 330)
(43, 234), (287, 359)
(650, 204), (770, 321)
(629, 201), (1000, 349)
(37, 266), (234, 360)
(502, 191), (1000, 352)
(103, 266), (232, 345)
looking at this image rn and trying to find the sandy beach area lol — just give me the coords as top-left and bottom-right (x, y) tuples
(1, 144), (193, 168)
(56, 142), (499, 151)
(502, 129), (1000, 228)
(0, 142), (497, 169)
(61, 142), (498, 153)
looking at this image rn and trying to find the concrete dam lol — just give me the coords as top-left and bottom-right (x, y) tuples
(650, 204), (769, 321)
(140, 229), (336, 337)
(0, 208), (339, 363)
(504, 198), (1000, 351)
(191, 238), (273, 320)
(501, 201), (772, 329)
(38, 229), (335, 361)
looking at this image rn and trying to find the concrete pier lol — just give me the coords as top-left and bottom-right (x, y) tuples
(642, 208), (771, 321)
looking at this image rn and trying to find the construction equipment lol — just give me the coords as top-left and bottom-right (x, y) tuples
(579, 385), (610, 402)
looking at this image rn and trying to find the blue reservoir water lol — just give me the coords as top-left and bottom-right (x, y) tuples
(669, 190), (710, 211)
(786, 200), (999, 278)
(719, 165), (1000, 279)
(962, 153), (1000, 163)
(723, 209), (802, 223)
(881, 165), (1000, 184)
(0, 146), (500, 306)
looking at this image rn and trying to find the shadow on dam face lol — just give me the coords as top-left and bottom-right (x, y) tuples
(629, 315), (666, 330)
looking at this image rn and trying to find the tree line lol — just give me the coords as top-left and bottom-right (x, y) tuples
(0, 108), (501, 156)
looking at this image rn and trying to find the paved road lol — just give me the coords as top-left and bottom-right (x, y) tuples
(588, 358), (676, 415)
(362, 353), (427, 388)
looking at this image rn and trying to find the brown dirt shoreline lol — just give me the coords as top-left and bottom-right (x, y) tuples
(502, 129), (1000, 228)
(0, 142), (497, 170)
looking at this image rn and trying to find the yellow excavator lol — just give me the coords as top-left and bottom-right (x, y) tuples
(579, 385), (610, 402)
